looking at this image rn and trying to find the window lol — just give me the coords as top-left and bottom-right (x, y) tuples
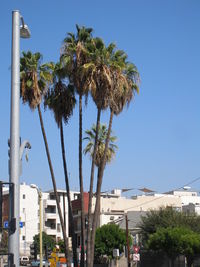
(23, 208), (25, 213)
(22, 236), (25, 241)
(23, 194), (25, 199)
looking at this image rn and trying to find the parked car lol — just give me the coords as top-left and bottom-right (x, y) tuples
(30, 260), (50, 267)
(20, 256), (29, 266)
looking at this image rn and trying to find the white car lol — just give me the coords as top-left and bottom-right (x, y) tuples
(20, 256), (29, 266)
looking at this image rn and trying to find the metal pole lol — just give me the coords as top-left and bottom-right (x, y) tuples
(39, 192), (43, 267)
(125, 214), (130, 267)
(9, 10), (20, 267)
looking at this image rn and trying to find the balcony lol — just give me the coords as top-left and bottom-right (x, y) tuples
(45, 213), (57, 220)
(44, 227), (57, 236)
(44, 199), (56, 208)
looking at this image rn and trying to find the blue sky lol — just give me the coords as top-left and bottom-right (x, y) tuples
(1, 0), (200, 196)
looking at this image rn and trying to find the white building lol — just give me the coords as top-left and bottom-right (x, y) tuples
(167, 187), (200, 215)
(98, 189), (182, 226)
(4, 183), (200, 256)
(19, 183), (40, 256)
(3, 182), (78, 256)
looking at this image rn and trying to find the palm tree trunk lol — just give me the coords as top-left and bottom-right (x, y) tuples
(86, 108), (101, 267)
(60, 120), (78, 267)
(79, 95), (85, 267)
(89, 110), (114, 267)
(37, 105), (68, 258)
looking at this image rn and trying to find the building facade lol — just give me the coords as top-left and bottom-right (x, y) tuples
(2, 183), (78, 256)
(3, 183), (200, 256)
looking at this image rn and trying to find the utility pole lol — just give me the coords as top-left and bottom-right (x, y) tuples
(9, 10), (30, 267)
(125, 214), (130, 267)
(9, 11), (21, 267)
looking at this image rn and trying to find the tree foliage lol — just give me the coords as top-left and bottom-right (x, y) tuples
(148, 226), (200, 267)
(0, 231), (8, 253)
(139, 207), (200, 245)
(21, 23), (140, 267)
(83, 123), (118, 167)
(33, 232), (55, 252)
(94, 224), (129, 263)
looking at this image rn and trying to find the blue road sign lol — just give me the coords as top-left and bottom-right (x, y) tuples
(3, 221), (23, 228)
(4, 221), (9, 228)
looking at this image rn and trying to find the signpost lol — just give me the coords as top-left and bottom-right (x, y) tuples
(4, 221), (23, 229)
(133, 246), (140, 267)
(133, 253), (140, 261)
(113, 249), (119, 267)
(133, 246), (140, 254)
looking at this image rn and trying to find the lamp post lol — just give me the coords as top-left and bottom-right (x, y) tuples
(9, 10), (30, 267)
(30, 184), (43, 267)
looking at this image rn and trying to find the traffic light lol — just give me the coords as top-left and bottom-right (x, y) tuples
(30, 243), (38, 260)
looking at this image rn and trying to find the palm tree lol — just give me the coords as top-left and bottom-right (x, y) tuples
(80, 38), (116, 266)
(44, 61), (78, 266)
(61, 25), (93, 267)
(83, 123), (117, 168)
(89, 49), (140, 266)
(20, 51), (69, 258)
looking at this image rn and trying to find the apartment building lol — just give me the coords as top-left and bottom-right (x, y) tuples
(71, 189), (183, 246)
(3, 182), (200, 256)
(167, 187), (200, 215)
(2, 182), (78, 256)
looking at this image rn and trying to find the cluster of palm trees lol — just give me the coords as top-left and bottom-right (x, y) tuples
(20, 25), (140, 267)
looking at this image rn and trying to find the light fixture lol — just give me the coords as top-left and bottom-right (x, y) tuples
(20, 16), (31, 38)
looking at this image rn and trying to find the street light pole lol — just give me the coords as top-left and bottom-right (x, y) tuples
(9, 10), (30, 267)
(9, 11), (21, 267)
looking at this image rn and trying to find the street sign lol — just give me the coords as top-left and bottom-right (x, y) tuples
(3, 220), (23, 228)
(113, 249), (119, 257)
(4, 221), (9, 228)
(133, 253), (140, 261)
(133, 245), (140, 253)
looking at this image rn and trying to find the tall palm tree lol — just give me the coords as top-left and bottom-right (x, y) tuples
(81, 38), (115, 266)
(89, 49), (140, 266)
(44, 61), (78, 266)
(83, 123), (117, 168)
(20, 51), (69, 258)
(61, 25), (93, 267)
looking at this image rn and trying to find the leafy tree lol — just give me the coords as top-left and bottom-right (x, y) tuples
(148, 227), (200, 267)
(83, 123), (117, 168)
(33, 232), (55, 253)
(44, 61), (77, 265)
(20, 51), (68, 258)
(0, 231), (8, 253)
(57, 239), (65, 254)
(83, 38), (115, 266)
(62, 25), (93, 267)
(84, 122), (117, 266)
(94, 224), (128, 264)
(90, 45), (140, 266)
(139, 207), (200, 246)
